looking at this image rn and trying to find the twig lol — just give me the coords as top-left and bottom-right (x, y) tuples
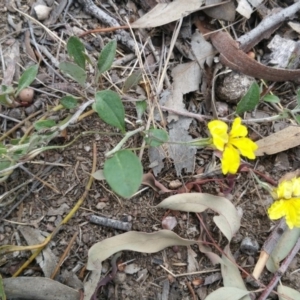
(251, 219), (287, 281)
(105, 126), (145, 157)
(186, 281), (197, 300)
(50, 231), (78, 279)
(77, 0), (139, 53)
(257, 237), (300, 300)
(0, 110), (42, 142)
(89, 215), (132, 231)
(11, 143), (97, 276)
(238, 2), (300, 52)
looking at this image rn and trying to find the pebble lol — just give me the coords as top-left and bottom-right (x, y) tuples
(240, 236), (259, 256)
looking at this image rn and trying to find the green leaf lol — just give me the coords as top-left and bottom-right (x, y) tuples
(157, 193), (241, 242)
(60, 96), (78, 109)
(262, 94), (280, 103)
(295, 114), (300, 125)
(236, 82), (260, 114)
(0, 274), (6, 300)
(144, 129), (168, 147)
(59, 62), (86, 87)
(296, 89), (300, 107)
(278, 285), (300, 300)
(266, 227), (300, 273)
(205, 287), (251, 300)
(97, 40), (117, 74)
(34, 120), (56, 131)
(123, 71), (143, 92)
(0, 85), (15, 106)
(16, 64), (39, 96)
(87, 230), (195, 270)
(94, 90), (125, 132)
(0, 144), (7, 155)
(67, 36), (86, 69)
(103, 150), (143, 198)
(135, 100), (147, 122)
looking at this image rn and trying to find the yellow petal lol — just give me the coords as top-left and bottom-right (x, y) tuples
(230, 137), (258, 159)
(268, 200), (287, 220)
(276, 181), (293, 199)
(292, 177), (300, 197)
(221, 143), (240, 174)
(208, 120), (228, 151)
(229, 117), (248, 138)
(268, 198), (300, 229)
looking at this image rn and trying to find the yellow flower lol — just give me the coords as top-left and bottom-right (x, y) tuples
(268, 179), (300, 229)
(208, 117), (258, 174)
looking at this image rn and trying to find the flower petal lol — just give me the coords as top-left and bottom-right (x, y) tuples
(292, 177), (300, 197)
(268, 198), (300, 229)
(208, 120), (228, 151)
(230, 137), (258, 159)
(221, 143), (240, 174)
(276, 180), (293, 199)
(229, 117), (248, 138)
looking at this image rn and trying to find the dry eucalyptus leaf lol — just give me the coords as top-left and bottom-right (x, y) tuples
(255, 126), (300, 156)
(187, 246), (199, 273)
(131, 0), (204, 28)
(83, 269), (101, 300)
(157, 193), (241, 241)
(222, 246), (251, 300)
(18, 226), (58, 277)
(205, 287), (251, 300)
(87, 230), (195, 270)
(278, 169), (300, 183)
(278, 285), (300, 300)
(288, 21), (300, 34)
(236, 0), (263, 19)
(204, 0), (236, 21)
(3, 277), (79, 300)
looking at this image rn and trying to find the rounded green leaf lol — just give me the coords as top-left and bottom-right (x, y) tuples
(236, 82), (260, 114)
(16, 64), (39, 96)
(263, 94), (280, 103)
(144, 129), (168, 147)
(94, 90), (125, 132)
(67, 36), (86, 69)
(59, 62), (86, 87)
(103, 150), (143, 198)
(34, 119), (56, 131)
(60, 96), (78, 109)
(97, 40), (117, 74)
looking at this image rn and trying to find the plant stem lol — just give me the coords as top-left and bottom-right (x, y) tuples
(258, 236), (300, 300)
(105, 126), (145, 157)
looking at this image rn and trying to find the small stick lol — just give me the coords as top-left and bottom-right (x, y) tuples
(89, 215), (132, 231)
(251, 219), (287, 281)
(50, 231), (78, 279)
(258, 237), (300, 300)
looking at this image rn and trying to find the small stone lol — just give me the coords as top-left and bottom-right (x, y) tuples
(124, 263), (140, 274)
(96, 202), (107, 210)
(169, 180), (182, 189)
(84, 145), (91, 152)
(18, 88), (34, 103)
(240, 237), (259, 255)
(216, 73), (255, 104)
(48, 216), (56, 222)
